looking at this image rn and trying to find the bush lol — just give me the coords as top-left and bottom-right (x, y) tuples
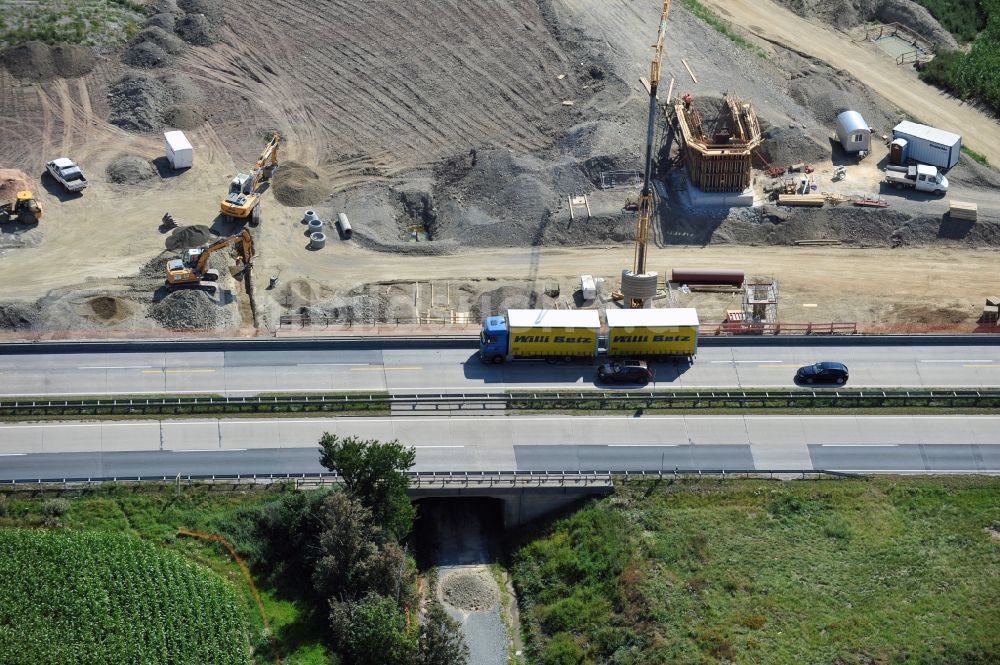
(43, 498), (70, 519)
(542, 633), (585, 665)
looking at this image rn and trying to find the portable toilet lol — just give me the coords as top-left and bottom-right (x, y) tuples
(164, 130), (193, 169)
(889, 138), (908, 166)
(835, 111), (871, 154)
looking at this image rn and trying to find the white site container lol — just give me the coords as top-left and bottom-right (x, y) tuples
(580, 275), (597, 301)
(891, 121), (961, 169)
(164, 130), (193, 169)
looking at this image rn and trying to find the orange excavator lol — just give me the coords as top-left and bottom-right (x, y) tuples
(165, 228), (254, 288)
(219, 133), (280, 226)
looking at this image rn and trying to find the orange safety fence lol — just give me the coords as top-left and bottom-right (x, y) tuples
(177, 528), (281, 665)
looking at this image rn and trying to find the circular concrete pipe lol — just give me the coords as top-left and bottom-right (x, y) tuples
(307, 218), (324, 232)
(309, 232), (326, 249)
(303, 210), (319, 223)
(337, 212), (353, 239)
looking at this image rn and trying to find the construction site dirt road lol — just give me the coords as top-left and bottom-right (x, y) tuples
(703, 0), (1000, 166)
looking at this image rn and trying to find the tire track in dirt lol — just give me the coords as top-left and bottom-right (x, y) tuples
(200, 0), (582, 179)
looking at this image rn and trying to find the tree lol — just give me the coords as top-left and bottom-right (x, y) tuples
(415, 601), (469, 665)
(330, 593), (415, 665)
(318, 434), (417, 539)
(312, 492), (412, 603)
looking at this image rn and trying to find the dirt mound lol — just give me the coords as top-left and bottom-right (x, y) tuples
(0, 303), (40, 330)
(272, 162), (328, 206)
(145, 13), (177, 31)
(175, 13), (222, 46)
(123, 41), (172, 69)
(136, 26), (186, 55)
(0, 42), (96, 81)
(0, 170), (32, 202)
(108, 72), (204, 132)
(149, 289), (234, 329)
(106, 155), (158, 184)
(163, 105), (205, 130)
(774, 0), (955, 47)
(165, 224), (214, 250)
(177, 0), (223, 18)
(758, 123), (829, 167)
(440, 570), (498, 612)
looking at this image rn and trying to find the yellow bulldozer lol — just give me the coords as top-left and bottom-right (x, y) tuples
(165, 228), (254, 288)
(219, 133), (280, 226)
(0, 191), (43, 225)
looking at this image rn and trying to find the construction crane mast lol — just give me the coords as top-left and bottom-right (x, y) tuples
(626, 0), (672, 309)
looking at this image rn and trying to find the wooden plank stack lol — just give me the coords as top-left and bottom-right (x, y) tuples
(949, 200), (977, 222)
(777, 194), (824, 207)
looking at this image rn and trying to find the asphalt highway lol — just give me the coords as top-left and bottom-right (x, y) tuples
(2, 343), (1000, 397)
(2, 415), (999, 479)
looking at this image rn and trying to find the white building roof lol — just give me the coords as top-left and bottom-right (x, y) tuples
(893, 121), (961, 147)
(507, 309), (600, 329)
(164, 130), (193, 151)
(606, 308), (700, 327)
(836, 111), (870, 134)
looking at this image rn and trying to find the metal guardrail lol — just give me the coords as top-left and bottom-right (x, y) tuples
(0, 469), (859, 487)
(3, 389), (1000, 416)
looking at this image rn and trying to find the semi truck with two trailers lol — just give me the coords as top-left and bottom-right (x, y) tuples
(478, 308), (699, 364)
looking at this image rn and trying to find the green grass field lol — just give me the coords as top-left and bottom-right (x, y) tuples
(0, 484), (335, 665)
(512, 477), (1000, 664)
(0, 0), (145, 48)
(0, 529), (251, 664)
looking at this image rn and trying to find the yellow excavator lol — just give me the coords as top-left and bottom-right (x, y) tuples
(219, 133), (280, 226)
(0, 191), (43, 225)
(165, 228), (254, 288)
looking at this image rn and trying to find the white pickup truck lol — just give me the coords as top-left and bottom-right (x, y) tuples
(883, 164), (948, 195)
(46, 157), (88, 193)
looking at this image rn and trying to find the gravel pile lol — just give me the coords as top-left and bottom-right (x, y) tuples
(0, 303), (40, 330)
(123, 41), (172, 69)
(149, 289), (235, 329)
(441, 570), (498, 613)
(0, 42), (96, 81)
(145, 13), (177, 31)
(163, 105), (205, 130)
(136, 26), (186, 54)
(272, 161), (328, 206)
(175, 14), (222, 46)
(108, 72), (204, 132)
(106, 155), (158, 184)
(165, 224), (214, 250)
(758, 123), (829, 167)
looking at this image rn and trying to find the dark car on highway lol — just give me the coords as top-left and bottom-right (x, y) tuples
(795, 361), (849, 385)
(597, 359), (653, 384)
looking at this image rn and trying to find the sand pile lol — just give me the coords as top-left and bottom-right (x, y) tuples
(149, 289), (235, 329)
(272, 162), (328, 206)
(106, 156), (158, 184)
(165, 224), (214, 250)
(0, 170), (32, 202)
(0, 42), (96, 81)
(108, 72), (204, 132)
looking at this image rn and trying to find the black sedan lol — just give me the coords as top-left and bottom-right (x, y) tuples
(597, 360), (654, 384)
(795, 361), (849, 385)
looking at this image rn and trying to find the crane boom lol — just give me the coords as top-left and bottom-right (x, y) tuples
(632, 0), (672, 298)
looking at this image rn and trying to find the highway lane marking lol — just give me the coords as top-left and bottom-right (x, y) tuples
(413, 445), (465, 448)
(297, 363), (371, 366)
(964, 364), (1000, 368)
(921, 359), (993, 363)
(171, 448), (248, 452)
(820, 444), (899, 447)
(0, 453), (27, 456)
(608, 444), (678, 447)
(78, 365), (154, 370)
(142, 368), (217, 374)
(351, 366), (423, 372)
(710, 360), (783, 363)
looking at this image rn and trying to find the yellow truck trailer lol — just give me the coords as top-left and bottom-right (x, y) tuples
(605, 308), (699, 359)
(480, 309), (600, 363)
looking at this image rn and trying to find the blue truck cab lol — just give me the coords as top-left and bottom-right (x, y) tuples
(479, 315), (509, 363)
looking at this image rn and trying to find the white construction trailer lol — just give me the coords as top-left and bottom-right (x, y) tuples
(835, 111), (871, 154)
(890, 121), (961, 169)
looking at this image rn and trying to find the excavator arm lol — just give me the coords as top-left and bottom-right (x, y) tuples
(194, 228), (254, 274)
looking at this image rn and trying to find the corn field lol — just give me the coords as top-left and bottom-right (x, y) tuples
(0, 529), (252, 665)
